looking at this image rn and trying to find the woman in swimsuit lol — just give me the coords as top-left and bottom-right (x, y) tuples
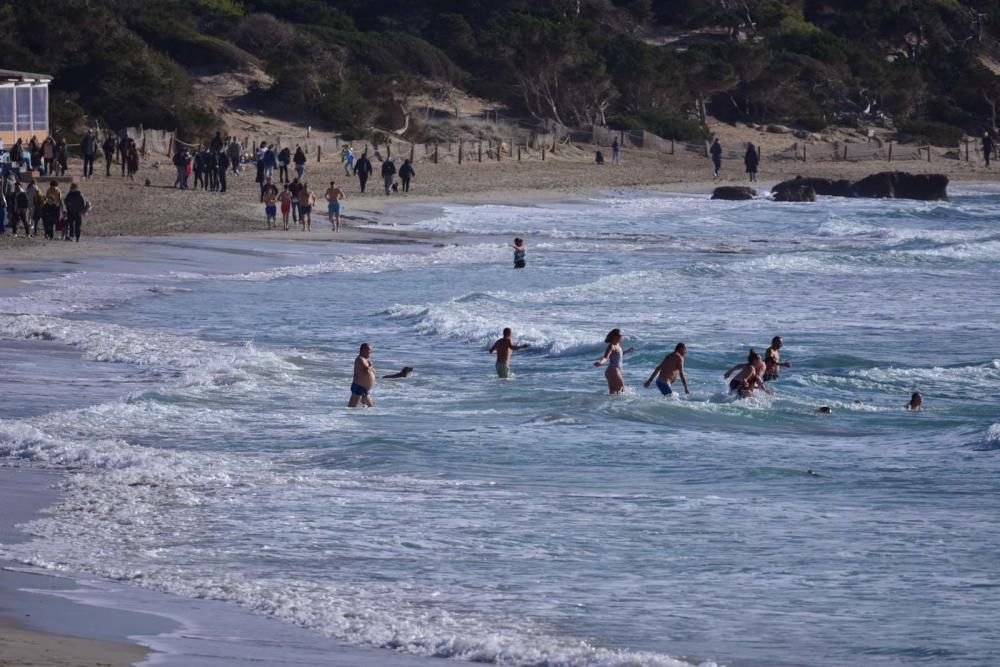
(594, 328), (635, 394)
(723, 349), (771, 398)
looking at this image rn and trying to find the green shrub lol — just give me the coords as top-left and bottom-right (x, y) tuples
(896, 120), (963, 146)
(611, 111), (709, 142)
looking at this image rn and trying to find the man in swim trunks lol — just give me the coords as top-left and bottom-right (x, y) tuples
(348, 343), (376, 408)
(763, 336), (791, 382)
(325, 180), (345, 232)
(643, 342), (690, 395)
(488, 327), (530, 378)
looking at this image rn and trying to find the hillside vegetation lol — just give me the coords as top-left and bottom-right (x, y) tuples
(6, 0), (1000, 143)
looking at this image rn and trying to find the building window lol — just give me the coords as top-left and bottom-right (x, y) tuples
(0, 87), (12, 132)
(15, 86), (30, 132)
(31, 86), (47, 131)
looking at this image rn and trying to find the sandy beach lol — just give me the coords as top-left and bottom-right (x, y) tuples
(1, 125), (996, 265)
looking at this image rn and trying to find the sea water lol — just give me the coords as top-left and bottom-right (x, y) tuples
(1, 188), (999, 667)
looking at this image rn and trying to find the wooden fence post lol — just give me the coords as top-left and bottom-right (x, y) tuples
(478, 141), (482, 162)
(458, 141), (463, 164)
(965, 139), (969, 162)
(542, 146), (546, 161)
(497, 139), (502, 162)
(387, 142), (391, 159)
(843, 144), (848, 161)
(410, 143), (415, 163)
(926, 145), (931, 162)
(518, 144), (521, 161)
(888, 142), (893, 162)
(317, 145), (322, 162)
(671, 138), (675, 155)
(434, 143), (439, 164)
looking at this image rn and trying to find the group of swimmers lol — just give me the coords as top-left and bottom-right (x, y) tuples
(347, 331), (923, 412)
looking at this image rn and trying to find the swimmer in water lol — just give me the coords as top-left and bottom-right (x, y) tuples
(815, 406), (833, 414)
(594, 328), (635, 394)
(643, 342), (690, 395)
(723, 349), (772, 398)
(512, 238), (526, 269)
(382, 366), (414, 379)
(489, 328), (530, 378)
(763, 336), (791, 381)
(905, 391), (922, 411)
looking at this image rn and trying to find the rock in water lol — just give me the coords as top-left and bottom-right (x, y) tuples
(850, 171), (949, 201)
(773, 185), (817, 202)
(711, 186), (756, 200)
(772, 177), (852, 198)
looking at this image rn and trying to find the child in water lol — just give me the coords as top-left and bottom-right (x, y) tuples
(513, 238), (526, 269)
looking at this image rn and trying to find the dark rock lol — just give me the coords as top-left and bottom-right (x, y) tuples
(773, 185), (816, 202)
(711, 186), (756, 200)
(772, 176), (852, 198)
(849, 171), (948, 201)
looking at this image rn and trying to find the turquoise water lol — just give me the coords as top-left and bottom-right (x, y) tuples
(2, 189), (999, 666)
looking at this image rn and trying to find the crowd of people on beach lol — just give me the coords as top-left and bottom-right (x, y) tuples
(0, 177), (90, 241)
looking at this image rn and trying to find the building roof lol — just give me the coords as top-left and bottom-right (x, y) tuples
(0, 69), (52, 83)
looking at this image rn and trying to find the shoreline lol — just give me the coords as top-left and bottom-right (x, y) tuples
(0, 468), (160, 667)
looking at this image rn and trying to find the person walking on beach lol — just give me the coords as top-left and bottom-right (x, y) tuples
(489, 328), (531, 378)
(289, 178), (302, 224)
(277, 146), (291, 183)
(342, 144), (355, 176)
(298, 182), (314, 230)
(513, 238), (526, 269)
(41, 180), (63, 240)
(643, 342), (690, 396)
(763, 336), (791, 382)
(354, 152), (373, 193)
(594, 328), (635, 394)
(125, 142), (140, 180)
(117, 134), (129, 177)
(102, 134), (116, 177)
(381, 157), (397, 195)
(63, 183), (89, 242)
(724, 349), (771, 398)
(81, 130), (98, 179)
(611, 137), (621, 165)
(173, 148), (189, 189)
(744, 144), (760, 182)
(983, 132), (994, 168)
(399, 159), (415, 193)
(293, 145), (307, 180)
(348, 343), (376, 408)
(217, 149), (229, 192)
(26, 179), (41, 236)
(278, 185), (292, 230)
(325, 180), (345, 232)
(227, 137), (242, 174)
(262, 143), (277, 180)
(12, 182), (30, 237)
(710, 138), (723, 179)
(263, 184), (278, 229)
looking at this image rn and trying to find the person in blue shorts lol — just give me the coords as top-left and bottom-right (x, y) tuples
(643, 342), (690, 396)
(325, 180), (345, 232)
(348, 343), (376, 408)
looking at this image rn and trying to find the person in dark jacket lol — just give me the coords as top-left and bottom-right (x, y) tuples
(744, 144), (760, 182)
(12, 182), (30, 236)
(710, 139), (723, 178)
(217, 150), (229, 193)
(63, 183), (88, 242)
(983, 132), (994, 167)
(210, 131), (224, 153)
(117, 132), (129, 176)
(193, 148), (207, 190)
(277, 146), (291, 183)
(354, 153), (373, 193)
(102, 135), (116, 176)
(293, 145), (307, 179)
(381, 157), (396, 195)
(81, 130), (98, 179)
(398, 159), (415, 193)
